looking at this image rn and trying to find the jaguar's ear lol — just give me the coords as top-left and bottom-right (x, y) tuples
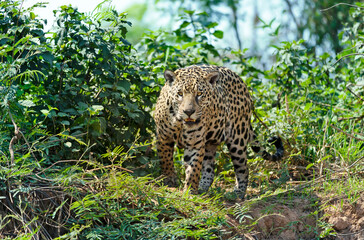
(206, 71), (220, 85)
(164, 70), (176, 85)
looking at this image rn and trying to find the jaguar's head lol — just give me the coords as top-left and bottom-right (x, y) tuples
(164, 66), (220, 127)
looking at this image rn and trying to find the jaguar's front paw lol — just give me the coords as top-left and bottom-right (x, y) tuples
(185, 188), (198, 195)
(233, 189), (246, 200)
(163, 176), (178, 187)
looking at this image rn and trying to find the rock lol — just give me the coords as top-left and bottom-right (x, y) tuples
(329, 216), (350, 231)
(357, 217), (364, 228)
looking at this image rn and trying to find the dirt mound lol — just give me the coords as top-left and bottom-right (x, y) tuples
(231, 192), (364, 239)
(324, 192), (364, 240)
(243, 198), (317, 239)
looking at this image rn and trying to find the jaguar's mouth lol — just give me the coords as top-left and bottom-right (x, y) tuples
(185, 118), (196, 122)
(184, 118), (200, 126)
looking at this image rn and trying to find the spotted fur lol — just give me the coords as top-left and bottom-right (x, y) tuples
(154, 65), (284, 199)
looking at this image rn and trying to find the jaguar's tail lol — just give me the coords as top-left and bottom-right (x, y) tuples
(250, 127), (284, 162)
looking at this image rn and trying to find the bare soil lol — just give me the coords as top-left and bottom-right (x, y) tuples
(324, 192), (364, 240)
(230, 192), (364, 239)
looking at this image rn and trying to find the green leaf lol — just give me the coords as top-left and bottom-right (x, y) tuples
(206, 22), (218, 29)
(306, 163), (314, 170)
(213, 30), (224, 39)
(91, 105), (104, 112)
(58, 112), (69, 117)
(184, 10), (195, 15)
(40, 52), (54, 64)
(41, 109), (49, 116)
(117, 80), (131, 94)
(18, 100), (35, 107)
(61, 120), (70, 125)
(180, 21), (190, 29)
(304, 102), (313, 111)
(182, 42), (199, 50)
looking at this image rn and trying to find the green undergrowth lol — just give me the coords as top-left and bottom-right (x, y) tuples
(0, 0), (363, 239)
(0, 141), (362, 239)
(62, 170), (229, 239)
(0, 143), (233, 239)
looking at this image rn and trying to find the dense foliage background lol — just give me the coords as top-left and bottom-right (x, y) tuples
(0, 0), (363, 239)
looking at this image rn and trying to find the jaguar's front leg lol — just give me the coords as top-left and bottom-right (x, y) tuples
(183, 147), (205, 194)
(157, 138), (178, 187)
(198, 143), (218, 193)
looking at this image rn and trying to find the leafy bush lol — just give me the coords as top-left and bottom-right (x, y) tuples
(1, 1), (159, 165)
(0, 0), (363, 239)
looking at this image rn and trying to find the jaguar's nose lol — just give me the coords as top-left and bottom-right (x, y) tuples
(184, 109), (195, 117)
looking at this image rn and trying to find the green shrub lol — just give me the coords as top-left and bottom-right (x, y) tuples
(0, 0), (363, 239)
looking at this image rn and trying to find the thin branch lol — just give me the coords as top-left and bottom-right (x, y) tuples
(319, 118), (329, 176)
(321, 3), (364, 12)
(283, 0), (301, 35)
(338, 115), (364, 122)
(347, 156), (364, 170)
(347, 83), (364, 103)
(294, 156), (363, 191)
(309, 99), (351, 112)
(253, 110), (269, 131)
(332, 53), (364, 66)
(19, 130), (39, 162)
(8, 109), (20, 166)
(8, 106), (39, 164)
(37, 159), (98, 175)
(337, 227), (364, 236)
(285, 94), (292, 125)
(85, 164), (133, 174)
(231, 3), (242, 50)
(37, 159), (134, 176)
(330, 124), (364, 141)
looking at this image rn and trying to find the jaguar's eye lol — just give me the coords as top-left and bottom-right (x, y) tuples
(177, 91), (183, 96)
(197, 92), (203, 96)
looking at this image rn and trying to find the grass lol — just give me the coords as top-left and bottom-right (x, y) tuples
(1, 97), (363, 239)
(0, 132), (363, 239)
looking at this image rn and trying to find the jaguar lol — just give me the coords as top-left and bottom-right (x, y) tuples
(154, 65), (283, 199)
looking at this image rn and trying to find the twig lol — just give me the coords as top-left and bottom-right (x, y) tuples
(294, 154), (364, 191)
(330, 124), (364, 141)
(85, 164), (133, 173)
(323, 189), (364, 206)
(231, 2), (242, 50)
(337, 228), (364, 236)
(347, 83), (364, 103)
(346, 156), (364, 170)
(283, 0), (301, 35)
(338, 115), (364, 122)
(8, 105), (40, 164)
(332, 53), (364, 66)
(319, 119), (329, 176)
(49, 133), (87, 143)
(19, 130), (39, 162)
(94, 88), (103, 99)
(8, 109), (20, 166)
(146, 175), (165, 185)
(295, 156), (363, 191)
(78, 143), (96, 161)
(321, 3), (364, 11)
(285, 94), (292, 125)
(309, 99), (351, 112)
(253, 111), (269, 131)
(36, 159), (100, 175)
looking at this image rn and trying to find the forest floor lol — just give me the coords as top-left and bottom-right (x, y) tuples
(226, 191), (364, 239)
(162, 165), (364, 239)
(1, 159), (363, 239)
